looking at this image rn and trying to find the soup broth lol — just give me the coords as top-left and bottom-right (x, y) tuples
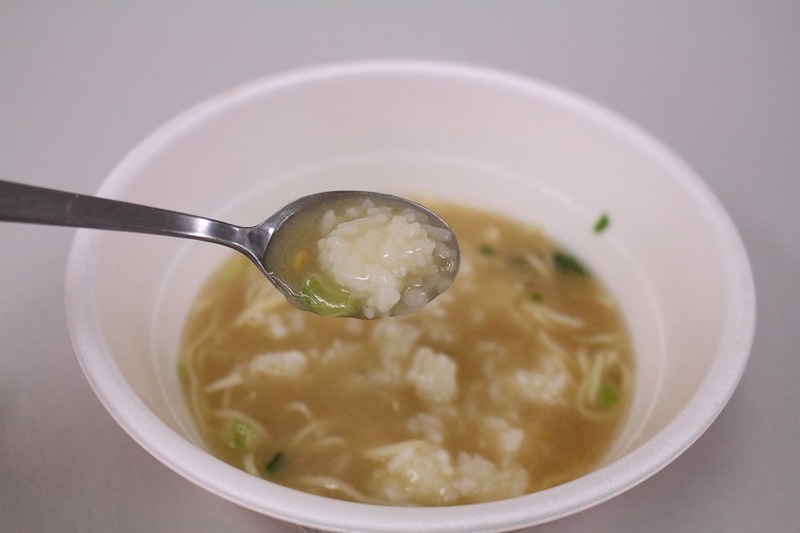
(179, 201), (634, 506)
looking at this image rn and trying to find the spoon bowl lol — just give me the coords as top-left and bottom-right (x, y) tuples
(0, 180), (458, 318)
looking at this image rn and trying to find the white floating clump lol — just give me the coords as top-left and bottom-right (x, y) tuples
(317, 201), (456, 319)
(406, 347), (458, 404)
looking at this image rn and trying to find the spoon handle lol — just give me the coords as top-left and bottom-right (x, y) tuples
(0, 179), (247, 249)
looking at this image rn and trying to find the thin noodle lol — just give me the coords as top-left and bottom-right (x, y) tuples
(537, 329), (568, 357)
(313, 435), (348, 450)
(182, 307), (225, 433)
(523, 251), (553, 278)
(290, 419), (333, 449)
(575, 348), (630, 422)
(214, 408), (271, 441)
(286, 401), (314, 421)
(295, 475), (387, 505)
(243, 452), (261, 477)
(364, 440), (427, 460)
(521, 301), (585, 329)
(204, 371), (244, 393)
(234, 280), (285, 328)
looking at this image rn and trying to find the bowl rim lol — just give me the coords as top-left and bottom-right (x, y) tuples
(65, 59), (756, 532)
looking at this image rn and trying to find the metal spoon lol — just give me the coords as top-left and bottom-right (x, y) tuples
(0, 179), (459, 318)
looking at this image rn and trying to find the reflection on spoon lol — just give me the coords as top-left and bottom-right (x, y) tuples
(0, 180), (459, 319)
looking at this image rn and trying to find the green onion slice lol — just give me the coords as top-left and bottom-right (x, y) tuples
(299, 275), (357, 317)
(553, 252), (590, 276)
(223, 419), (258, 450)
(597, 381), (621, 408)
(265, 451), (285, 475)
(593, 213), (611, 233)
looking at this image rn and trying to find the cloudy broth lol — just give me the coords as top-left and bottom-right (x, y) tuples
(179, 201), (634, 506)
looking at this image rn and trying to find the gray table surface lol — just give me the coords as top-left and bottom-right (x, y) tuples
(2, 3), (797, 532)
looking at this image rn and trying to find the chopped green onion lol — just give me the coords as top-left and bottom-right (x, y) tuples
(222, 419), (258, 450)
(479, 243), (495, 256)
(265, 451), (285, 475)
(300, 275), (357, 317)
(553, 252), (590, 276)
(176, 360), (189, 381)
(530, 292), (544, 302)
(597, 381), (620, 408)
(593, 213), (611, 234)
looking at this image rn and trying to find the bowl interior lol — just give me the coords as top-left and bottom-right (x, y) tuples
(67, 62), (754, 532)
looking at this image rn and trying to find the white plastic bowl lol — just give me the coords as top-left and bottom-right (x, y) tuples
(66, 61), (755, 532)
